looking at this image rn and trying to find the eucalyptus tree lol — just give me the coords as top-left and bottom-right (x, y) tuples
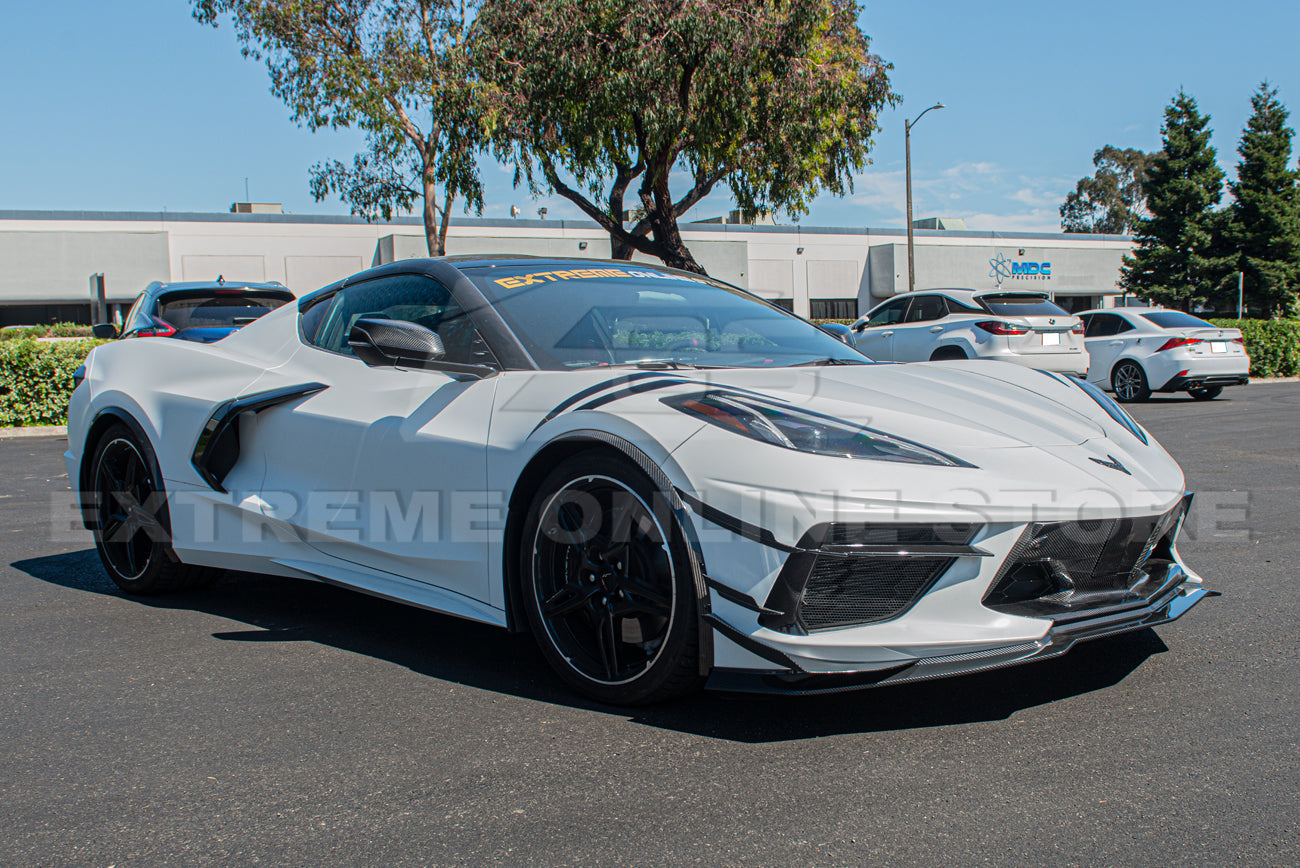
(475, 0), (897, 272)
(193, 0), (485, 255)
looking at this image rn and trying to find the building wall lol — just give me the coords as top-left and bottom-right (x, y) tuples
(0, 210), (1135, 325)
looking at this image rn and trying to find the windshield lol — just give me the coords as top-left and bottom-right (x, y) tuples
(977, 294), (1070, 317)
(157, 291), (293, 332)
(464, 264), (868, 370)
(1140, 311), (1215, 329)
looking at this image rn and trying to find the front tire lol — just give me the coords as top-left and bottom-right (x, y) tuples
(1111, 360), (1151, 403)
(520, 452), (704, 705)
(89, 424), (216, 594)
(1189, 386), (1223, 400)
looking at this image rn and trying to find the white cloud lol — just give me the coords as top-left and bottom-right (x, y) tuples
(961, 209), (1062, 233)
(836, 159), (1073, 232)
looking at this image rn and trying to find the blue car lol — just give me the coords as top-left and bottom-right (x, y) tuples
(94, 279), (295, 343)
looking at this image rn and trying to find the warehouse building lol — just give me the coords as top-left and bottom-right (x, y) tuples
(0, 208), (1136, 326)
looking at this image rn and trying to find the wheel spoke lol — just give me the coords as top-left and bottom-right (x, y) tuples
(610, 574), (672, 617)
(596, 611), (619, 679)
(123, 454), (141, 492)
(122, 531), (138, 575)
(597, 540), (629, 564)
(100, 462), (126, 497)
(542, 582), (593, 619)
(101, 514), (128, 542)
(132, 504), (164, 538)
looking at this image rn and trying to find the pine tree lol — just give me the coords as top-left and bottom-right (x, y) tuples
(1121, 92), (1231, 311)
(1226, 83), (1300, 316)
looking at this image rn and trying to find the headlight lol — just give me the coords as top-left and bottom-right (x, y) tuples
(1073, 378), (1149, 445)
(663, 391), (973, 466)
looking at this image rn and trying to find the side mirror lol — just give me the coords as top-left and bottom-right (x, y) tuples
(818, 322), (856, 346)
(347, 317), (497, 379)
(92, 323), (119, 340)
(349, 317), (446, 368)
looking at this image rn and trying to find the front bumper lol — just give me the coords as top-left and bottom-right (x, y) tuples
(707, 572), (1216, 695)
(687, 485), (1214, 695)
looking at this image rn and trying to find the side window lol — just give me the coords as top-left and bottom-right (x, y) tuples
(123, 293), (151, 332)
(865, 299), (908, 328)
(1114, 316), (1134, 334)
(311, 274), (493, 366)
(299, 293), (335, 346)
(904, 295), (946, 323)
(945, 296), (983, 314)
(1086, 314), (1119, 337)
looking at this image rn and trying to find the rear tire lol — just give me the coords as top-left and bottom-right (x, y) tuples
(519, 452), (704, 705)
(1189, 386), (1223, 401)
(89, 424), (217, 594)
(1111, 361), (1151, 403)
(929, 346), (969, 361)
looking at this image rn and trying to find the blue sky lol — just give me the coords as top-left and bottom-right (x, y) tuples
(2, 0), (1297, 231)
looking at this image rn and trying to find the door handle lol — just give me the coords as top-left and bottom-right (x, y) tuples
(929, 326), (944, 332)
(880, 331), (894, 338)
(1108, 340), (1123, 346)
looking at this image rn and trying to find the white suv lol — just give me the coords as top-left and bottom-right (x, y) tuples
(1078, 308), (1250, 402)
(850, 289), (1088, 376)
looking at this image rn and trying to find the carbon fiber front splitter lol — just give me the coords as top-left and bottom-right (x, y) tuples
(705, 576), (1217, 696)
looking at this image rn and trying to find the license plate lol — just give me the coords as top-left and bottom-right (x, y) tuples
(1041, 332), (1060, 346)
(1210, 341), (1227, 353)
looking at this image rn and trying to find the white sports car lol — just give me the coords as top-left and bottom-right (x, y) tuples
(1079, 308), (1250, 402)
(67, 257), (1216, 704)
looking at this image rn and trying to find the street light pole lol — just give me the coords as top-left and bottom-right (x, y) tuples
(905, 102), (945, 294)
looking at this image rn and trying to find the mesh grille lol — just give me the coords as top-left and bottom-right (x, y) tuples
(984, 502), (1185, 615)
(799, 555), (953, 631)
(820, 523), (977, 547)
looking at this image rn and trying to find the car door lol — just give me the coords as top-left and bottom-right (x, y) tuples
(1083, 313), (1129, 386)
(852, 297), (909, 361)
(891, 295), (949, 361)
(255, 272), (500, 603)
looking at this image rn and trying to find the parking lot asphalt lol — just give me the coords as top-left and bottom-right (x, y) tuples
(2, 383), (1297, 867)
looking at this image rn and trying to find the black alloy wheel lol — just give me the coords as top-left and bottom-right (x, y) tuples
(521, 452), (703, 704)
(1112, 360), (1151, 403)
(90, 424), (215, 594)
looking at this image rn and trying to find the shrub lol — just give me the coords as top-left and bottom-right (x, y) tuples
(0, 322), (95, 341)
(1207, 318), (1300, 378)
(0, 338), (101, 427)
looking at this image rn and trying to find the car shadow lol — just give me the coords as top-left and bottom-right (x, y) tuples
(13, 549), (1168, 744)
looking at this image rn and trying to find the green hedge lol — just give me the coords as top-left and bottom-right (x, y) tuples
(1207, 318), (1300, 379)
(0, 339), (101, 427)
(0, 322), (95, 341)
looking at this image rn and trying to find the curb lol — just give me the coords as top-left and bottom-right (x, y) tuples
(0, 425), (67, 439)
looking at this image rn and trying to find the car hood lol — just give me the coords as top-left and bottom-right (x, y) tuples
(636, 361), (1181, 527)
(651, 361), (1110, 451)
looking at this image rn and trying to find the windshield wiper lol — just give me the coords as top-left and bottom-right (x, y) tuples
(609, 359), (713, 370)
(788, 357), (868, 367)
